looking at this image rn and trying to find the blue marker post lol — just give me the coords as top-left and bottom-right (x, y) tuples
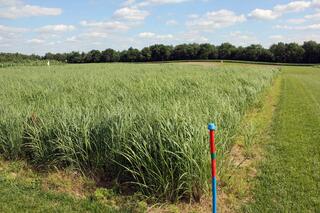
(208, 123), (217, 213)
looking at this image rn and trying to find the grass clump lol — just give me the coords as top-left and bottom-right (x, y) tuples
(0, 63), (279, 202)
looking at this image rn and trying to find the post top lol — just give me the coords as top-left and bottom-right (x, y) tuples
(208, 123), (216, 131)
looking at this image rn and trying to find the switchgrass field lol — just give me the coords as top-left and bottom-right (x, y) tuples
(0, 63), (279, 202)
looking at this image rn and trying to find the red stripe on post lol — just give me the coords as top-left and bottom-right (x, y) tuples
(212, 159), (216, 177)
(209, 130), (216, 178)
(210, 130), (215, 153)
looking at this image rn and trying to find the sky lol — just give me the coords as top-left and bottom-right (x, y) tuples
(0, 0), (320, 55)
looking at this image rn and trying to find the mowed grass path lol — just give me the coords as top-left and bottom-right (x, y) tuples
(247, 67), (320, 212)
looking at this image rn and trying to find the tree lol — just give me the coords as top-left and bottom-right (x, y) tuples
(128, 47), (142, 62)
(85, 50), (101, 63)
(218, 43), (236, 59)
(141, 47), (152, 62)
(172, 44), (189, 60)
(258, 49), (274, 62)
(149, 44), (173, 61)
(270, 42), (287, 63)
(120, 47), (141, 62)
(101, 49), (120, 62)
(172, 43), (200, 60)
(302, 41), (320, 63)
(55, 53), (67, 62)
(44, 52), (55, 60)
(244, 44), (264, 61)
(286, 43), (305, 63)
(198, 43), (218, 59)
(67, 52), (82, 63)
(233, 47), (246, 60)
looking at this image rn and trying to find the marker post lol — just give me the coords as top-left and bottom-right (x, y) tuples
(208, 123), (217, 213)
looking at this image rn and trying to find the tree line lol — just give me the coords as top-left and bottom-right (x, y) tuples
(0, 53), (62, 68)
(1, 41), (320, 64)
(45, 41), (320, 64)
(0, 53), (41, 63)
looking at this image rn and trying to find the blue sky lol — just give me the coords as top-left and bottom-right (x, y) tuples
(0, 0), (320, 54)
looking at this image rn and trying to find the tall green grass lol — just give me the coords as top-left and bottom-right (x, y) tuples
(0, 63), (278, 201)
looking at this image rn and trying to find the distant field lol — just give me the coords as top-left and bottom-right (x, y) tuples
(158, 59), (319, 67)
(0, 60), (63, 68)
(0, 63), (278, 203)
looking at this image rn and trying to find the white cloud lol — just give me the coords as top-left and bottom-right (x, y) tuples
(66, 36), (78, 42)
(0, 24), (27, 41)
(186, 10), (246, 31)
(124, 0), (190, 8)
(80, 20), (130, 31)
(305, 12), (320, 19)
(138, 32), (173, 40)
(269, 35), (284, 40)
(0, 24), (26, 48)
(144, 0), (188, 4)
(295, 33), (320, 42)
(313, 0), (320, 7)
(228, 31), (258, 46)
(68, 19), (134, 44)
(138, 32), (156, 38)
(287, 18), (306, 24)
(65, 32), (107, 43)
(47, 41), (62, 46)
(178, 31), (208, 43)
(275, 23), (320, 30)
(0, 0), (21, 6)
(0, 4), (62, 19)
(166, 19), (178, 26)
(157, 34), (174, 39)
(36, 25), (75, 33)
(77, 3), (149, 45)
(0, 24), (27, 33)
(298, 24), (320, 30)
(27, 38), (45, 44)
(248, 9), (280, 20)
(188, 14), (199, 19)
(82, 31), (108, 38)
(114, 7), (149, 21)
(249, 1), (312, 20)
(122, 0), (136, 6)
(138, 31), (209, 44)
(268, 32), (320, 44)
(78, 11), (144, 46)
(274, 1), (311, 13)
